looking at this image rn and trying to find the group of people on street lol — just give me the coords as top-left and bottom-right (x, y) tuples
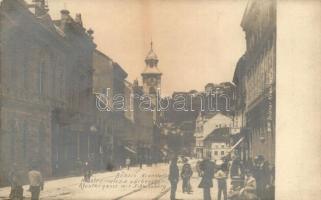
(168, 154), (275, 200)
(8, 164), (44, 200)
(169, 157), (194, 200)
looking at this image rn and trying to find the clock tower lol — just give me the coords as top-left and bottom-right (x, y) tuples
(141, 42), (162, 103)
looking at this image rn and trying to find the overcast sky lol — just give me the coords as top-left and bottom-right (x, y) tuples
(40, 0), (246, 96)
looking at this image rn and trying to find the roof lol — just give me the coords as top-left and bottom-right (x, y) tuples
(233, 54), (247, 85)
(141, 65), (162, 75)
(204, 127), (230, 143)
(145, 48), (158, 61)
(142, 42), (161, 75)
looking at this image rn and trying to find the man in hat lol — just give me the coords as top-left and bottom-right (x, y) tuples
(198, 156), (215, 200)
(253, 155), (267, 200)
(28, 165), (44, 200)
(181, 158), (193, 193)
(8, 163), (24, 200)
(168, 157), (179, 200)
(215, 160), (227, 200)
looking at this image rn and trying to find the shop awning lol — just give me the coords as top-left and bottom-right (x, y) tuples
(124, 146), (137, 154)
(230, 137), (244, 151)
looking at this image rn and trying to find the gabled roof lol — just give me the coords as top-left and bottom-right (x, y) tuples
(204, 127), (230, 143)
(145, 48), (158, 61)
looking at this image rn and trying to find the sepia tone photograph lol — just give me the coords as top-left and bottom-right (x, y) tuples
(0, 0), (279, 199)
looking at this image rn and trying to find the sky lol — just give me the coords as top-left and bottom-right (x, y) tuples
(32, 0), (247, 96)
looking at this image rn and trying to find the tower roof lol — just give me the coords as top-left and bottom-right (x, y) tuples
(142, 41), (161, 75)
(145, 41), (158, 61)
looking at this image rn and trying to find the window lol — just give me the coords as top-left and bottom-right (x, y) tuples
(38, 62), (45, 94)
(23, 53), (28, 89)
(22, 121), (28, 162)
(214, 151), (218, 155)
(10, 120), (16, 162)
(221, 144), (224, 148)
(221, 151), (224, 155)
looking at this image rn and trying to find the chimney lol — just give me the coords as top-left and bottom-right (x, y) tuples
(75, 13), (83, 27)
(87, 28), (94, 40)
(60, 9), (70, 31)
(32, 0), (49, 16)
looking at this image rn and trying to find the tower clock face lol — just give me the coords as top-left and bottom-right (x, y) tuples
(148, 77), (157, 86)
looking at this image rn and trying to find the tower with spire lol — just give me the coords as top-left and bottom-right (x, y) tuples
(141, 41), (162, 102)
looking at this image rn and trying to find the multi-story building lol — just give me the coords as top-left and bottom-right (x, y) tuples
(194, 112), (233, 159)
(203, 128), (231, 160)
(0, 0), (97, 184)
(160, 82), (235, 157)
(233, 0), (276, 164)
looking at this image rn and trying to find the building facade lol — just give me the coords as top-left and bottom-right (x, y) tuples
(203, 128), (230, 160)
(194, 113), (233, 159)
(233, 0), (276, 164)
(0, 0), (97, 185)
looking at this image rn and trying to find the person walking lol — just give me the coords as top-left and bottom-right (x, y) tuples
(168, 157), (179, 200)
(198, 156), (215, 200)
(28, 165), (44, 200)
(196, 160), (202, 177)
(215, 160), (227, 200)
(125, 157), (131, 170)
(8, 163), (23, 200)
(84, 161), (92, 182)
(181, 158), (193, 194)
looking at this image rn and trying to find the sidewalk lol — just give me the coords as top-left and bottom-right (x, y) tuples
(0, 164), (169, 200)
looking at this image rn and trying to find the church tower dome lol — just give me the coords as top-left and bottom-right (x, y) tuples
(145, 42), (158, 67)
(141, 41), (162, 98)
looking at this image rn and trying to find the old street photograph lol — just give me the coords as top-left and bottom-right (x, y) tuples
(0, 0), (276, 200)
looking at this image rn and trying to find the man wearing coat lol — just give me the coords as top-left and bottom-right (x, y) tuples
(198, 157), (215, 200)
(8, 163), (23, 200)
(181, 158), (193, 193)
(168, 157), (179, 200)
(28, 165), (44, 200)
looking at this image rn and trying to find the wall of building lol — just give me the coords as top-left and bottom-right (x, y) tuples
(0, 0), (97, 185)
(235, 0), (276, 164)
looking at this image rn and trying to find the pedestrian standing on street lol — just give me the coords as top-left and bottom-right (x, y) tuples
(181, 158), (193, 194)
(253, 155), (267, 200)
(196, 160), (202, 177)
(215, 160), (227, 200)
(125, 157), (131, 170)
(262, 160), (272, 200)
(84, 161), (92, 182)
(168, 157), (179, 200)
(8, 163), (23, 200)
(28, 165), (44, 200)
(198, 156), (215, 200)
(230, 155), (244, 188)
